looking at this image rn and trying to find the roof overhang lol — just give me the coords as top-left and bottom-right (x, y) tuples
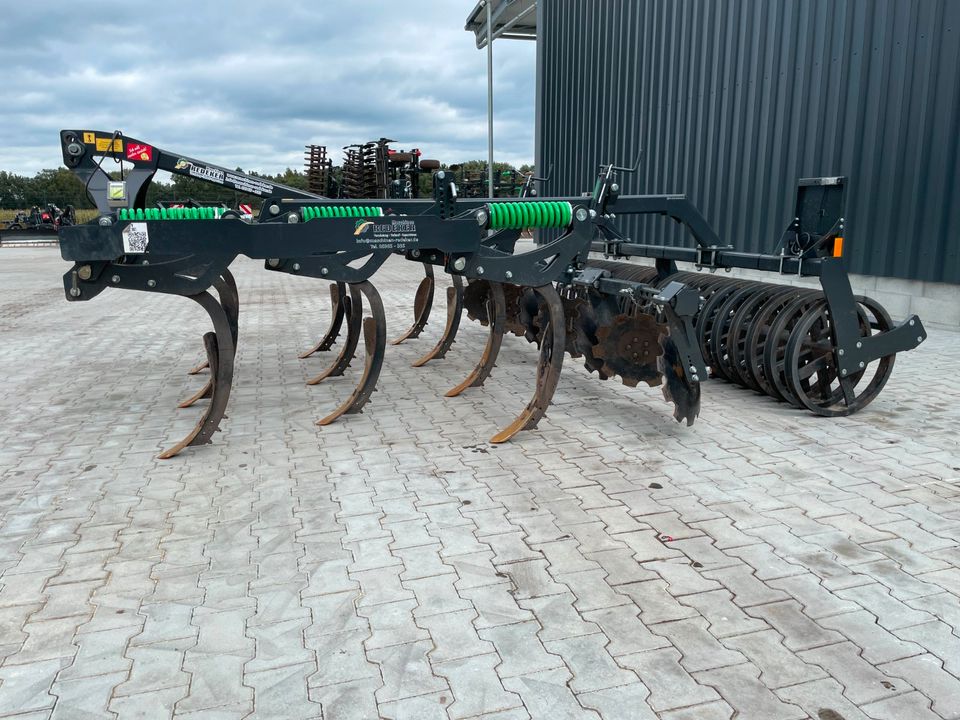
(465, 0), (537, 48)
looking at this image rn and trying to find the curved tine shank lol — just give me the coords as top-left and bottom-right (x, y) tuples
(158, 291), (236, 459)
(186, 359), (209, 375)
(185, 270), (239, 374)
(490, 283), (566, 443)
(411, 274), (465, 367)
(391, 264), (435, 345)
(179, 273), (240, 408)
(306, 289), (359, 386)
(317, 281), (387, 426)
(445, 281), (506, 397)
(299, 282), (348, 359)
(218, 269), (240, 349)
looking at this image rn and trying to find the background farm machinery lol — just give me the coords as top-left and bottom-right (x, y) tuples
(0, 203), (75, 242)
(57, 129), (926, 458)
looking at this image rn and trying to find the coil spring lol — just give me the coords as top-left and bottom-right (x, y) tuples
(487, 201), (572, 229)
(301, 206), (384, 220)
(118, 207), (227, 221)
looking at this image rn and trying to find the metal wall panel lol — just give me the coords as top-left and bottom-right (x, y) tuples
(536, 0), (960, 284)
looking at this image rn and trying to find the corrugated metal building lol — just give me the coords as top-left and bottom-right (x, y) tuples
(469, 0), (960, 289)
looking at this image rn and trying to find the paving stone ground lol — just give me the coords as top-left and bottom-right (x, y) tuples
(1, 247), (958, 720)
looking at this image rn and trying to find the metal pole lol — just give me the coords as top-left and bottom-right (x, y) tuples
(486, 0), (494, 199)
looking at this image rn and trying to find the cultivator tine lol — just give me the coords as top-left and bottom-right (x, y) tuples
(411, 275), (465, 367)
(446, 281), (506, 397)
(179, 271), (239, 408)
(391, 264), (435, 345)
(184, 269), (238, 375)
(186, 359), (209, 375)
(305, 286), (359, 386)
(490, 284), (566, 443)
(158, 289), (235, 459)
(299, 282), (348, 359)
(317, 281), (387, 425)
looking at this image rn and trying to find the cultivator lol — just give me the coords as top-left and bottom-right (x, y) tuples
(57, 129), (926, 458)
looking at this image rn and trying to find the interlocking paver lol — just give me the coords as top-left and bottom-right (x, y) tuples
(744, 600), (843, 651)
(2, 250), (958, 720)
(818, 609), (926, 664)
(618, 647), (720, 711)
(501, 668), (599, 719)
(542, 633), (637, 692)
(721, 629), (826, 688)
(880, 653), (960, 719)
(693, 663), (807, 720)
(859, 691), (943, 720)
(774, 678), (873, 720)
(580, 604), (669, 656)
(646, 618), (746, 673)
(434, 653), (524, 719)
(477, 620), (563, 676)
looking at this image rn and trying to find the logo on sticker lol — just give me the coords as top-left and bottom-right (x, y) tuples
(354, 220), (374, 236)
(175, 158), (191, 171)
(189, 164), (225, 183)
(122, 222), (150, 254)
(126, 143), (153, 162)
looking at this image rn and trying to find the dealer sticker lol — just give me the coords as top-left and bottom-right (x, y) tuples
(126, 143), (153, 162)
(122, 222), (150, 253)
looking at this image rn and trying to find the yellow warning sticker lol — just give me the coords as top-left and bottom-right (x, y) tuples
(95, 137), (124, 152)
(82, 132), (95, 144)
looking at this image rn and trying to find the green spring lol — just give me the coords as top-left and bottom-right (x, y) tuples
(118, 207), (226, 221)
(301, 206), (384, 221)
(486, 201), (573, 229)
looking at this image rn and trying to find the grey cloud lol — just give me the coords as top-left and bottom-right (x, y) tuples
(0, 1), (535, 174)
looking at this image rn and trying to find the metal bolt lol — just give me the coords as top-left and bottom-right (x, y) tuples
(909, 319), (915, 326)
(689, 365), (697, 373)
(452, 257), (467, 271)
(267, 258), (280, 268)
(476, 210), (488, 226)
(838, 349), (844, 356)
(321, 267), (329, 276)
(292, 263), (301, 271)
(411, 249), (421, 258)
(437, 171), (445, 179)
(841, 369), (848, 376)
(505, 270), (513, 279)
(692, 375), (700, 382)
(147, 279), (156, 288)
(287, 213), (299, 223)
(611, 183), (620, 192)
(98, 216), (112, 226)
(77, 265), (92, 280)
(856, 341), (862, 349)
(575, 207), (589, 222)
(111, 275), (120, 283)
(588, 209), (597, 219)
(859, 361), (865, 368)
(68, 287), (81, 297)
(430, 254), (437, 261)
(476, 266), (485, 275)
(917, 335), (923, 343)
(141, 260), (149, 265)
(269, 204), (280, 215)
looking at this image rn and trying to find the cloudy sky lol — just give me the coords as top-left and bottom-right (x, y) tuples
(0, 2), (535, 176)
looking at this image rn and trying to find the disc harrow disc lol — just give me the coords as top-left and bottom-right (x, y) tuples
(657, 331), (701, 426)
(593, 313), (664, 388)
